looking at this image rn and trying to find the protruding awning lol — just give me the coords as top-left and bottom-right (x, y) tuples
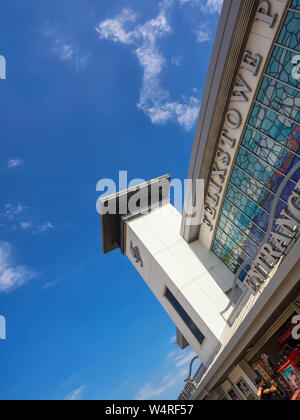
(99, 174), (171, 254)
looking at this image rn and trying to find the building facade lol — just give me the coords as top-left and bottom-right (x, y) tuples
(100, 0), (300, 400)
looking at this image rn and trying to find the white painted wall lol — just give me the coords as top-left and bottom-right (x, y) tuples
(125, 203), (234, 366)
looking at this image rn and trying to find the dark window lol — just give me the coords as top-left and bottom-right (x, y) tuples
(165, 288), (205, 346)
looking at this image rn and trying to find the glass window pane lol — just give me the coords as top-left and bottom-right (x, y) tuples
(212, 7), (300, 272)
(291, 0), (300, 11)
(242, 127), (300, 182)
(230, 166), (275, 213)
(236, 148), (298, 194)
(221, 201), (266, 246)
(277, 11), (300, 52)
(216, 228), (247, 263)
(218, 215), (259, 256)
(280, 178), (297, 201)
(266, 46), (299, 88)
(256, 77), (300, 123)
(225, 184), (269, 231)
(248, 105), (300, 156)
(165, 288), (205, 346)
(239, 270), (249, 282)
(213, 241), (240, 274)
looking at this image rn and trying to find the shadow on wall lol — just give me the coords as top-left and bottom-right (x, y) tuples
(189, 241), (237, 296)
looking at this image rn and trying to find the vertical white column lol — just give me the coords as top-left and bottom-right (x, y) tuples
(125, 203), (232, 366)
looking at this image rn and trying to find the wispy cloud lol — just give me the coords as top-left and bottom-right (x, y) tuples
(20, 222), (32, 231)
(20, 221), (54, 234)
(96, 1), (200, 130)
(180, 0), (223, 14)
(195, 24), (212, 43)
(37, 222), (54, 234)
(53, 39), (90, 71)
(45, 26), (90, 71)
(135, 349), (197, 400)
(0, 204), (54, 235)
(42, 278), (61, 290)
(64, 384), (86, 401)
(0, 242), (37, 293)
(55, 42), (74, 61)
(171, 56), (182, 67)
(7, 158), (24, 169)
(1, 204), (25, 220)
(204, 0), (224, 14)
(173, 350), (196, 368)
(135, 378), (178, 400)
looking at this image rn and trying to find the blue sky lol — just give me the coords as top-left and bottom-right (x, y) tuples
(0, 0), (222, 400)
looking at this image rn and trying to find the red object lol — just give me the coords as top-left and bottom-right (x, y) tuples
(278, 349), (300, 374)
(291, 389), (300, 401)
(276, 322), (300, 347)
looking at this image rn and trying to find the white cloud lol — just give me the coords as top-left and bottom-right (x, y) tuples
(179, 0), (223, 14)
(146, 99), (200, 131)
(135, 349), (198, 400)
(98, 9), (137, 44)
(43, 278), (61, 290)
(44, 26), (89, 71)
(55, 43), (74, 61)
(7, 158), (24, 169)
(0, 204), (54, 234)
(0, 242), (36, 293)
(20, 222), (32, 231)
(204, 0), (223, 14)
(96, 3), (200, 130)
(37, 222), (54, 234)
(1, 204), (25, 220)
(64, 384), (85, 401)
(196, 25), (212, 43)
(135, 378), (177, 400)
(173, 351), (196, 368)
(167, 350), (177, 359)
(53, 39), (89, 70)
(171, 56), (182, 67)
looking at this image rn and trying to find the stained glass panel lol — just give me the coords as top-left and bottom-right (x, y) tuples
(213, 242), (240, 274)
(256, 77), (300, 123)
(225, 184), (270, 231)
(236, 148), (299, 193)
(266, 46), (299, 88)
(291, 0), (300, 11)
(221, 201), (266, 246)
(212, 9), (300, 279)
(241, 127), (300, 182)
(218, 215), (259, 257)
(216, 228), (247, 263)
(248, 104), (300, 156)
(230, 166), (275, 213)
(277, 11), (300, 52)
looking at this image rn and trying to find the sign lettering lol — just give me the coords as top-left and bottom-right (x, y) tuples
(245, 181), (300, 292)
(203, 0), (278, 235)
